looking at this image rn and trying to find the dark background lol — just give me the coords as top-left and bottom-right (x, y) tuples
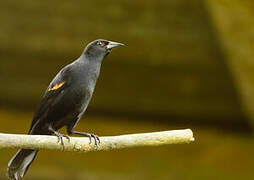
(1, 0), (254, 179)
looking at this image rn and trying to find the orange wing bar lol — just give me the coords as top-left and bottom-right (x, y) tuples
(48, 81), (65, 91)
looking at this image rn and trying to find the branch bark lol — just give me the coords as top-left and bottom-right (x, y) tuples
(0, 129), (194, 152)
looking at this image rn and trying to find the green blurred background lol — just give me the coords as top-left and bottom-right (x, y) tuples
(1, 0), (254, 179)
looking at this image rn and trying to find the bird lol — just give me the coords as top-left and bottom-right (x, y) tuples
(6, 39), (124, 180)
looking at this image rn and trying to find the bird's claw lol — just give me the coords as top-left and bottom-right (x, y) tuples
(86, 133), (100, 147)
(68, 131), (100, 147)
(54, 132), (70, 150)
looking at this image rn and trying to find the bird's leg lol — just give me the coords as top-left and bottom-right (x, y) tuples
(48, 125), (70, 149)
(67, 130), (100, 146)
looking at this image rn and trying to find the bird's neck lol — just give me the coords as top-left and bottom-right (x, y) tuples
(76, 53), (103, 79)
(82, 50), (105, 63)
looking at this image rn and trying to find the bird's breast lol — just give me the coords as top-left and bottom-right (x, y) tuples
(68, 63), (100, 112)
(71, 78), (96, 109)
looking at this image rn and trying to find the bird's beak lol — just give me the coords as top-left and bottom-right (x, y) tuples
(106, 41), (125, 49)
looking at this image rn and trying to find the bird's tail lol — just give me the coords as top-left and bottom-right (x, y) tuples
(6, 149), (38, 180)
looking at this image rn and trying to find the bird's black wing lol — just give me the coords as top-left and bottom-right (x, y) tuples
(29, 65), (73, 133)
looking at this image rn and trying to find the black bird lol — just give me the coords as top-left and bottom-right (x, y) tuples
(7, 39), (124, 180)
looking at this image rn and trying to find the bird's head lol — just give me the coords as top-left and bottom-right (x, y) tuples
(84, 39), (124, 59)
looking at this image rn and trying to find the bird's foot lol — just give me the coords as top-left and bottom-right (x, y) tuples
(53, 132), (70, 149)
(69, 131), (100, 147)
(86, 133), (100, 147)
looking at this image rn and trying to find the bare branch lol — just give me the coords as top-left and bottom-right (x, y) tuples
(0, 129), (194, 152)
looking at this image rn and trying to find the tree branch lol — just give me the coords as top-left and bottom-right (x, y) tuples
(0, 129), (194, 152)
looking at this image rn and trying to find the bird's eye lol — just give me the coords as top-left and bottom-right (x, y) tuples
(97, 41), (104, 47)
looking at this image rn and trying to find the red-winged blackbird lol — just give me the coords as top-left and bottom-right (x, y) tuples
(7, 39), (124, 180)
